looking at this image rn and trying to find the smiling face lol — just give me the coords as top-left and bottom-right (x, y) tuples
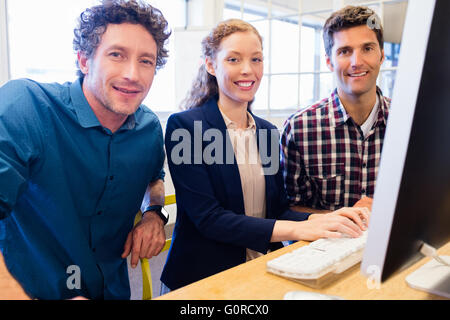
(205, 31), (263, 109)
(78, 23), (157, 124)
(326, 25), (385, 101)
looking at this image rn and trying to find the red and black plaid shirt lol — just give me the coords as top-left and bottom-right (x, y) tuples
(280, 87), (390, 211)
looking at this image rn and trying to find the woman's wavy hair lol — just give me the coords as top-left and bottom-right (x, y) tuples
(73, 0), (171, 78)
(181, 19), (263, 110)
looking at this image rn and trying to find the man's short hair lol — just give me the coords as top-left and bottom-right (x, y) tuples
(73, 0), (171, 77)
(323, 5), (384, 57)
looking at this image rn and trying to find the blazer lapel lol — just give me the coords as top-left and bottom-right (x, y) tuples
(201, 98), (245, 215)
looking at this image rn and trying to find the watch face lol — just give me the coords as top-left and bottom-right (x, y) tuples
(161, 207), (169, 218)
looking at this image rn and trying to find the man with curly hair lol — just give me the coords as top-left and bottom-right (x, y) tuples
(0, 0), (171, 299)
(281, 6), (390, 214)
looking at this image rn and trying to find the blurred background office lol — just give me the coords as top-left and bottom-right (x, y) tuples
(0, 0), (408, 125)
(0, 0), (409, 298)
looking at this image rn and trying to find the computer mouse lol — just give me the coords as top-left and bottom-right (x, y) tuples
(283, 291), (345, 300)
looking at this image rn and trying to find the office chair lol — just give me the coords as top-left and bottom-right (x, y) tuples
(133, 194), (175, 300)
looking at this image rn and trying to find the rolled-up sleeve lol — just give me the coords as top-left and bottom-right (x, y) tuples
(0, 80), (44, 219)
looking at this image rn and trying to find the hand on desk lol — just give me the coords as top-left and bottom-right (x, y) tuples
(122, 211), (166, 268)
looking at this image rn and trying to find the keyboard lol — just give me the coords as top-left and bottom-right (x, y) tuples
(267, 232), (368, 287)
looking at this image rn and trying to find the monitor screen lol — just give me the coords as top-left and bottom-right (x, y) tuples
(361, 0), (450, 284)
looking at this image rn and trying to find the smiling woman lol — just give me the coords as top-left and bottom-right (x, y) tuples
(205, 30), (264, 118)
(180, 19), (263, 111)
(159, 18), (370, 293)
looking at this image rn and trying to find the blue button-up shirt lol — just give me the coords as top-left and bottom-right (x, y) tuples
(0, 78), (165, 299)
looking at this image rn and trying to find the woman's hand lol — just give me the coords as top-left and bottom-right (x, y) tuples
(271, 207), (370, 242)
(305, 207), (370, 240)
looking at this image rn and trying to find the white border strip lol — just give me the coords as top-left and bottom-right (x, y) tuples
(360, 0), (437, 281)
(0, 0), (10, 86)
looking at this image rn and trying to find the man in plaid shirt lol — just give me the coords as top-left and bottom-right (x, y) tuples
(281, 6), (390, 212)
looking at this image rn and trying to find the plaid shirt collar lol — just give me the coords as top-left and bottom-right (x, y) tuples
(329, 86), (389, 128)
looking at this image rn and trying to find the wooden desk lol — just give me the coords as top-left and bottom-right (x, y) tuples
(156, 241), (450, 300)
(1, 242), (448, 300)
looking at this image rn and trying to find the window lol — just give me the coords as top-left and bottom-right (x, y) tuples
(5, 0), (186, 112)
(3, 0), (408, 116)
(223, 0), (408, 120)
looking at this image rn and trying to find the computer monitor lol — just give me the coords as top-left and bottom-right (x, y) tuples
(361, 0), (450, 298)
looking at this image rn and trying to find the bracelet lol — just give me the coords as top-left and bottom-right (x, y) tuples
(142, 205), (168, 225)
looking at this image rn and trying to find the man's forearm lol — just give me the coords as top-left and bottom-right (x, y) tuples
(290, 197), (373, 220)
(140, 179), (165, 211)
(125, 179), (167, 265)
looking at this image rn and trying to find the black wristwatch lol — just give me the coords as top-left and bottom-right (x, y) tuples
(142, 205), (168, 225)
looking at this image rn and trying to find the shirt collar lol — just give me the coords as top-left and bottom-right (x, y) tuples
(120, 112), (138, 131)
(219, 109), (257, 132)
(70, 77), (137, 131)
(329, 86), (389, 128)
(329, 89), (348, 128)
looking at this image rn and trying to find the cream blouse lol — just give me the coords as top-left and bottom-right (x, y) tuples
(219, 109), (267, 261)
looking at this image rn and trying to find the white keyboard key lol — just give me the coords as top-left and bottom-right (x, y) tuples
(267, 231), (368, 284)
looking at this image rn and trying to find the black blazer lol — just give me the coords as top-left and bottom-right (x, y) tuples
(160, 97), (310, 290)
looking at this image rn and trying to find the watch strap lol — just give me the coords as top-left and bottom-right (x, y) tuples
(142, 205), (168, 225)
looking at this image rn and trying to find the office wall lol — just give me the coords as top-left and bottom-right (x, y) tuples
(174, 28), (209, 108)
